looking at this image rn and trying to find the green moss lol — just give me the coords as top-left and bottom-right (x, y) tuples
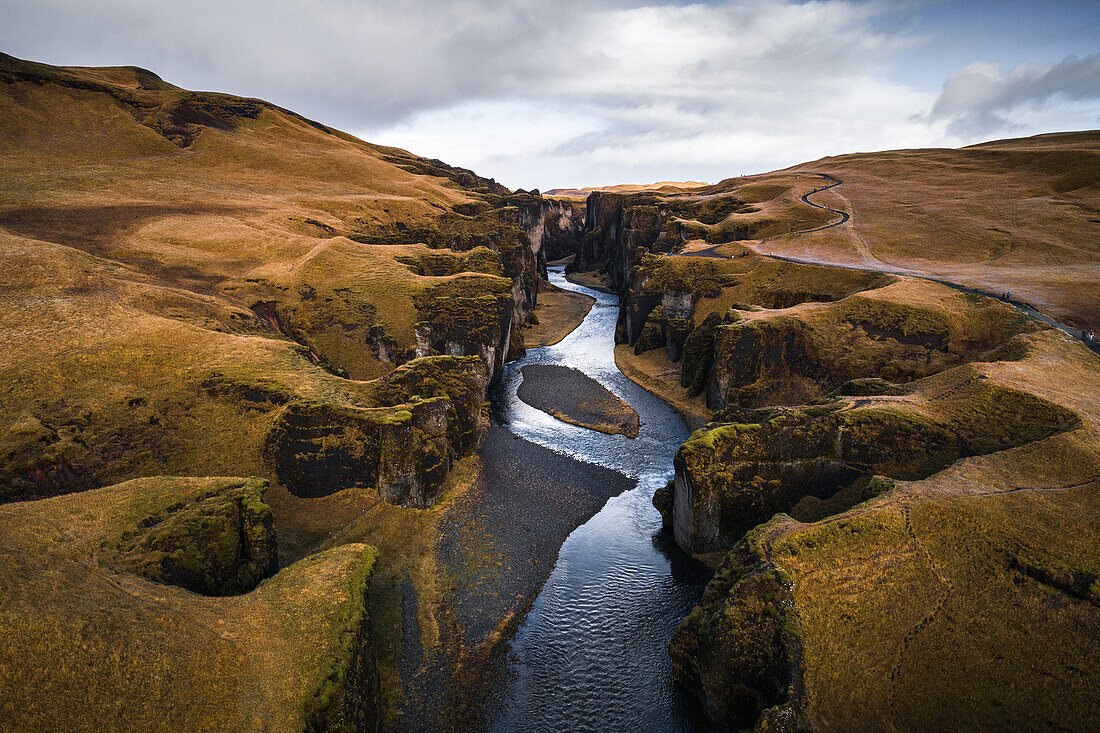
(413, 275), (514, 344)
(672, 388), (1081, 557)
(843, 298), (951, 348)
(634, 306), (667, 354)
(110, 477), (277, 595)
(302, 545), (382, 733)
(944, 385), (1080, 455)
(395, 246), (503, 277)
(828, 377), (908, 397)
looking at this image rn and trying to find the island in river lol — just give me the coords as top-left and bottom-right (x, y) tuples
(517, 364), (640, 437)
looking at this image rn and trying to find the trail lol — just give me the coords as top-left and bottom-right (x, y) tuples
(771, 173), (849, 235)
(707, 172), (1098, 353)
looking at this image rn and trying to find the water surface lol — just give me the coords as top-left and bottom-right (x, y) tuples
(489, 268), (709, 732)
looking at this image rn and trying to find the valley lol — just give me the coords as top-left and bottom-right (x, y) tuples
(1, 51), (1098, 732)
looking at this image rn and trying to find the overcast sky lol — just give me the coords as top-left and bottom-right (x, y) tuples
(3, 0), (1098, 189)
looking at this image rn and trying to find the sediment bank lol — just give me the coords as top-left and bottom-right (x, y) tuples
(517, 364), (640, 437)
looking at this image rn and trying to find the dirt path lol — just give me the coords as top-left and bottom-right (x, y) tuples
(749, 174), (1098, 353)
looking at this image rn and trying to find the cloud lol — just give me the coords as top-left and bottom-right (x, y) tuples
(1, 0), (1096, 187)
(362, 0), (940, 186)
(927, 53), (1100, 137)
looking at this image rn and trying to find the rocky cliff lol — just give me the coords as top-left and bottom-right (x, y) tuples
(568, 184), (797, 295)
(266, 356), (488, 507)
(509, 191), (585, 270)
(669, 385), (1078, 554)
(626, 244), (1100, 729)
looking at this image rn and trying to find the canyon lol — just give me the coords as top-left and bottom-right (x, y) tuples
(1, 52), (1098, 732)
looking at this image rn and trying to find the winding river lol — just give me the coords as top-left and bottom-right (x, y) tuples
(488, 267), (709, 731)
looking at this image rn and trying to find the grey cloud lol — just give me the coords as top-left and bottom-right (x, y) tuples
(929, 53), (1100, 136)
(11, 0), (1089, 188)
(0, 0), (616, 126)
(0, 0), (899, 130)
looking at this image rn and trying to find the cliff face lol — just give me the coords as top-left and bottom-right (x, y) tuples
(109, 477), (279, 595)
(511, 192), (585, 271)
(266, 356), (488, 508)
(670, 531), (802, 730)
(628, 245), (1098, 729)
(568, 186), (778, 295)
(571, 193), (685, 294)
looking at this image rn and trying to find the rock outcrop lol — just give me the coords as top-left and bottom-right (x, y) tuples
(109, 477), (278, 595)
(265, 356), (488, 507)
(571, 193), (682, 295)
(569, 190), (767, 295)
(617, 253), (1040, 410)
(302, 546), (383, 733)
(670, 529), (804, 730)
(413, 275), (518, 383)
(664, 385), (1079, 555)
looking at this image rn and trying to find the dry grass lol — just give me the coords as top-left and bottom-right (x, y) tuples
(751, 132), (1100, 328)
(661, 248), (1100, 728)
(0, 476), (380, 732)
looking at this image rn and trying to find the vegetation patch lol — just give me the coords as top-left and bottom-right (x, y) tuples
(302, 545), (383, 733)
(108, 477), (277, 595)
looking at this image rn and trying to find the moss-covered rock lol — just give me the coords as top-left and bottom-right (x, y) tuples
(413, 275), (516, 383)
(395, 246), (503, 277)
(376, 355), (488, 456)
(670, 533), (804, 729)
(828, 377), (909, 397)
(266, 356), (487, 508)
(110, 477), (277, 595)
(670, 387), (1078, 555)
(680, 311), (724, 397)
(302, 545), (382, 733)
(945, 384), (1080, 455)
(653, 479), (675, 531)
(634, 306), (667, 355)
(709, 318), (817, 409)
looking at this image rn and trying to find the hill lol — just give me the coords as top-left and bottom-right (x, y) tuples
(755, 131), (1100, 329)
(0, 52), (580, 729)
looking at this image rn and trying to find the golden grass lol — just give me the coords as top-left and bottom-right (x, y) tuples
(750, 132), (1100, 328)
(668, 264), (1100, 728)
(0, 475), (380, 732)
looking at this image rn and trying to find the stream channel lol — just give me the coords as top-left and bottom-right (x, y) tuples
(487, 267), (709, 731)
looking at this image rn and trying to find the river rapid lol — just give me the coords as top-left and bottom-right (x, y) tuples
(488, 267), (709, 732)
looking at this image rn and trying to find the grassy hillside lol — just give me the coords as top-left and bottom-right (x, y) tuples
(0, 476), (381, 731)
(0, 53), (555, 729)
(751, 131), (1100, 328)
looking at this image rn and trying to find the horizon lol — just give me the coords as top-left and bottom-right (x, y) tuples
(2, 1), (1098, 189)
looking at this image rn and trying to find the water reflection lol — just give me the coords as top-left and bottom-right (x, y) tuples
(490, 268), (707, 732)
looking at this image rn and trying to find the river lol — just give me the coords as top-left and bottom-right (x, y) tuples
(487, 267), (709, 731)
